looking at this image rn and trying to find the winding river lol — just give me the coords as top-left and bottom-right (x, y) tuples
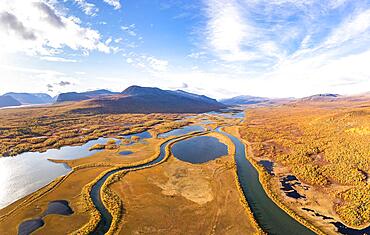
(217, 128), (315, 235)
(89, 134), (195, 234)
(7, 112), (367, 234)
(89, 125), (315, 235)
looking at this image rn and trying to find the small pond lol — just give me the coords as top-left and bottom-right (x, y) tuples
(171, 136), (228, 163)
(120, 131), (152, 139)
(280, 175), (306, 199)
(157, 125), (204, 138)
(18, 200), (73, 235)
(119, 151), (133, 156)
(301, 208), (370, 235)
(258, 160), (275, 175)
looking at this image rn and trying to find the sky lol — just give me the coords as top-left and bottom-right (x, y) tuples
(0, 0), (370, 99)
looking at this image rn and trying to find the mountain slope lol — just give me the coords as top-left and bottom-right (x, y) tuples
(170, 90), (221, 105)
(4, 92), (53, 104)
(220, 95), (270, 105)
(301, 93), (341, 101)
(56, 89), (118, 102)
(71, 86), (226, 114)
(0, 95), (22, 108)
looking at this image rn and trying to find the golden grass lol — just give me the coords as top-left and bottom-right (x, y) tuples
(0, 105), (184, 156)
(239, 100), (370, 229)
(224, 126), (326, 235)
(70, 131), (207, 235)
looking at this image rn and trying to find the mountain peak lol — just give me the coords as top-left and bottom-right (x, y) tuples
(301, 93), (341, 101)
(122, 85), (166, 96)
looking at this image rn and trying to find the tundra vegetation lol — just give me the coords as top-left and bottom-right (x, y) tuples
(0, 105), (184, 157)
(239, 100), (370, 228)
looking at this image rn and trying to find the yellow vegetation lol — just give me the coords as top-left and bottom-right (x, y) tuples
(239, 101), (370, 227)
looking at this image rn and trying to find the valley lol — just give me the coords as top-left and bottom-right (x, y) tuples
(0, 89), (368, 235)
(2, 1), (370, 234)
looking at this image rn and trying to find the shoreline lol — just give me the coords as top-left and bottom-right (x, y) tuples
(71, 131), (208, 234)
(225, 126), (327, 235)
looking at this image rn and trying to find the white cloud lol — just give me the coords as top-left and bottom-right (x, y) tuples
(188, 51), (206, 59)
(0, 0), (111, 56)
(323, 8), (370, 49)
(121, 24), (137, 36)
(74, 0), (99, 16)
(40, 56), (78, 63)
(103, 0), (121, 10)
(123, 53), (169, 73)
(189, 0), (370, 97)
(114, 37), (123, 43)
(204, 0), (255, 61)
(146, 57), (169, 72)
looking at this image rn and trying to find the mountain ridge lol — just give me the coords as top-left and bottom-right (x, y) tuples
(67, 85), (227, 114)
(0, 95), (22, 108)
(4, 92), (53, 104)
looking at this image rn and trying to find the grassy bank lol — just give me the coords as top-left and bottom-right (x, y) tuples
(70, 131), (207, 234)
(233, 127), (326, 235)
(217, 128), (265, 235)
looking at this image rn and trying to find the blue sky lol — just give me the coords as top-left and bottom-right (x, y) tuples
(0, 0), (369, 98)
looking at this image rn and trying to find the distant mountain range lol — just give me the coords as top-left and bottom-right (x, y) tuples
(300, 93), (341, 101)
(220, 95), (271, 105)
(0, 92), (54, 108)
(1, 88), (368, 112)
(0, 95), (22, 108)
(220, 93), (347, 106)
(68, 86), (226, 114)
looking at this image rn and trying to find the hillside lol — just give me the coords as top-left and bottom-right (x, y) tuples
(56, 89), (118, 102)
(4, 92), (53, 104)
(240, 96), (370, 229)
(300, 93), (341, 101)
(70, 86), (226, 114)
(0, 95), (22, 108)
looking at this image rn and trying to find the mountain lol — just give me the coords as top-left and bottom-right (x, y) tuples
(301, 93), (341, 101)
(0, 95), (22, 108)
(4, 92), (53, 104)
(123, 86), (221, 105)
(220, 95), (271, 105)
(70, 86), (226, 114)
(56, 89), (118, 102)
(170, 90), (221, 105)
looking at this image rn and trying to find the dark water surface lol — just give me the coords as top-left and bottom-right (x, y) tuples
(302, 208), (370, 235)
(280, 175), (306, 199)
(18, 218), (44, 235)
(258, 160), (275, 175)
(119, 151), (133, 156)
(217, 128), (315, 235)
(171, 136), (228, 163)
(43, 200), (74, 216)
(157, 125), (204, 138)
(90, 134), (197, 234)
(120, 131), (152, 139)
(18, 200), (73, 235)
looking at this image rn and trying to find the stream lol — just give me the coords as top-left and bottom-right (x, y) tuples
(89, 126), (315, 235)
(89, 134), (194, 234)
(216, 128), (315, 235)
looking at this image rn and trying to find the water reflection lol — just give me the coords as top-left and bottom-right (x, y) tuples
(0, 137), (119, 209)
